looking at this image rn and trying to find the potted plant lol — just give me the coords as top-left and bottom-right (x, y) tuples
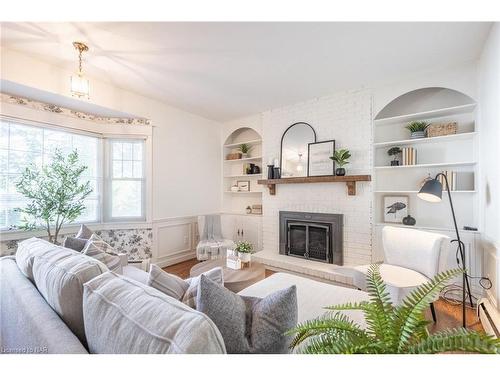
(288, 264), (500, 354)
(15, 149), (93, 244)
(329, 149), (351, 176)
(387, 146), (401, 166)
(238, 143), (252, 159)
(405, 121), (429, 139)
(235, 241), (253, 263)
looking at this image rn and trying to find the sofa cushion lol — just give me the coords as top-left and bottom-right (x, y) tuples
(82, 272), (226, 354)
(82, 241), (123, 274)
(75, 224), (93, 240)
(197, 274), (297, 354)
(32, 244), (109, 346)
(63, 236), (87, 252)
(147, 264), (223, 308)
(15, 237), (58, 282)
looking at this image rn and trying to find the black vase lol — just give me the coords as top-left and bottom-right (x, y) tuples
(273, 167), (281, 179)
(391, 160), (400, 166)
(402, 215), (416, 226)
(335, 168), (346, 176)
(267, 165), (274, 179)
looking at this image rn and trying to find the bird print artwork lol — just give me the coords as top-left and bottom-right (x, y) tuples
(384, 196), (409, 223)
(386, 202), (407, 216)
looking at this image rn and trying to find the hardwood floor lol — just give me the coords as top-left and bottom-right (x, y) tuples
(163, 258), (483, 333)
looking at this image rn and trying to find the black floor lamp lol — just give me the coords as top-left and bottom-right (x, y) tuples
(417, 173), (474, 328)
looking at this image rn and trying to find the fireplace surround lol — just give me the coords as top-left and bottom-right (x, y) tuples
(279, 211), (343, 265)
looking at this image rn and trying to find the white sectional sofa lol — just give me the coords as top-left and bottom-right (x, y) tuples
(0, 238), (368, 354)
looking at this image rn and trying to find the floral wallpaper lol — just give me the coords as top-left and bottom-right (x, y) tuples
(0, 228), (153, 260)
(1, 93), (151, 126)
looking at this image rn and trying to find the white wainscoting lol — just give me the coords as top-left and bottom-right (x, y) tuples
(152, 216), (200, 268)
(482, 236), (500, 311)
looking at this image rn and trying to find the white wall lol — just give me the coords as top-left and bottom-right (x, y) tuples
(0, 47), (222, 221)
(477, 24), (500, 311)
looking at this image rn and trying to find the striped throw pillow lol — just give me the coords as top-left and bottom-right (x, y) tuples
(82, 241), (123, 274)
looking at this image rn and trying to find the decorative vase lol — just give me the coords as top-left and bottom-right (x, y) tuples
(241, 153), (248, 159)
(402, 215), (416, 226)
(391, 160), (400, 166)
(251, 164), (261, 174)
(273, 167), (281, 179)
(238, 252), (251, 263)
(267, 165), (275, 179)
(410, 131), (425, 139)
(335, 167), (346, 176)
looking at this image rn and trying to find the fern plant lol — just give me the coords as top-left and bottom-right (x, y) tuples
(288, 264), (500, 354)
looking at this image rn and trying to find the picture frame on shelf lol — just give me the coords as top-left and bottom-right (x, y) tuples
(307, 140), (335, 177)
(236, 180), (250, 191)
(383, 195), (409, 223)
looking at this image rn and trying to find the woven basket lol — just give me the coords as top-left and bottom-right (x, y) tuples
(427, 122), (457, 137)
(226, 152), (242, 160)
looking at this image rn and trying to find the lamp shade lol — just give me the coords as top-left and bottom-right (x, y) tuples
(417, 178), (443, 203)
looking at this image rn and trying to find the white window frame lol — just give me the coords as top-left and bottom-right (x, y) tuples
(0, 113), (152, 238)
(103, 138), (147, 223)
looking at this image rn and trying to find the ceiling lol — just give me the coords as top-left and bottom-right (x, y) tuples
(0, 22), (492, 121)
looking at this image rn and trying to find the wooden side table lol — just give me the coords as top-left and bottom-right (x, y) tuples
(190, 259), (266, 293)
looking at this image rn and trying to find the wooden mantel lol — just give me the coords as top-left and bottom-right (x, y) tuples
(257, 175), (371, 196)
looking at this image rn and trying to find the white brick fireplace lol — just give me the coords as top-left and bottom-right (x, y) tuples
(260, 89), (373, 267)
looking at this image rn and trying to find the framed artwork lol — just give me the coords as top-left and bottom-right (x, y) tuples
(236, 180), (250, 191)
(383, 195), (409, 223)
(307, 140), (335, 177)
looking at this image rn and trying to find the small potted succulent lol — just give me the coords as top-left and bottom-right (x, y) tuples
(405, 121), (429, 139)
(387, 146), (401, 166)
(237, 143), (252, 159)
(330, 148), (351, 176)
(235, 241), (253, 263)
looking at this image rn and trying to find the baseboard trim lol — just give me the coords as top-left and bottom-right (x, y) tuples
(154, 251), (197, 268)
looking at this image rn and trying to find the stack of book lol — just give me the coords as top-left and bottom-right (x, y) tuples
(401, 147), (417, 166)
(438, 170), (457, 190)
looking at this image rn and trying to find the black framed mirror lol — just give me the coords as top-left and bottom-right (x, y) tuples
(280, 122), (317, 178)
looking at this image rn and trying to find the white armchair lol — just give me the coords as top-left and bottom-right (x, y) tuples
(196, 214), (235, 261)
(352, 226), (449, 322)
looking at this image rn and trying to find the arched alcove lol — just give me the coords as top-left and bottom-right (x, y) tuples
(223, 127), (261, 146)
(375, 87), (475, 120)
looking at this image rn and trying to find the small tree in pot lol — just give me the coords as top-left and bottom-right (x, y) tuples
(330, 149), (351, 176)
(15, 149), (93, 244)
(387, 146), (402, 166)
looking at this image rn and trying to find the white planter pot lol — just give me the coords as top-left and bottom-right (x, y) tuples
(238, 252), (251, 263)
(410, 131), (425, 139)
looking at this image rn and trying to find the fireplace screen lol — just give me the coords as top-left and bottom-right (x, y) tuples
(287, 222), (330, 262)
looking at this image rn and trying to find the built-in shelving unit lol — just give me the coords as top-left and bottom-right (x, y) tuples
(373, 87), (478, 233)
(222, 127), (263, 216)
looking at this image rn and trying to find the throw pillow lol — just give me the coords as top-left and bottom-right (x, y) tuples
(75, 224), (93, 240)
(85, 233), (116, 254)
(63, 236), (88, 252)
(147, 264), (223, 308)
(82, 241), (122, 274)
(197, 274), (297, 354)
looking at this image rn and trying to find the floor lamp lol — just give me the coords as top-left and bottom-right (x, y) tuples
(417, 173), (473, 328)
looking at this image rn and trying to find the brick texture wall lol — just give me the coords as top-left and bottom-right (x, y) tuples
(261, 89), (373, 265)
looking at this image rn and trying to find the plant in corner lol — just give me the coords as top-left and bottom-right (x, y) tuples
(237, 143), (253, 159)
(15, 149), (93, 244)
(287, 264), (500, 354)
(387, 146), (402, 166)
(406, 121), (429, 139)
(329, 149), (351, 176)
(235, 240), (253, 263)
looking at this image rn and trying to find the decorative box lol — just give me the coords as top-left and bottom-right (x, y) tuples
(427, 122), (457, 137)
(226, 255), (241, 270)
(226, 152), (242, 160)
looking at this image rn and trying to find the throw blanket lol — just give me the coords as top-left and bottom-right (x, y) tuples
(196, 215), (235, 260)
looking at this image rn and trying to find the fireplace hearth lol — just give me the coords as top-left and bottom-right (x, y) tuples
(279, 211), (343, 265)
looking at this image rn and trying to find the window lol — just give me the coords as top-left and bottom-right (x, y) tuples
(107, 139), (145, 221)
(0, 119), (101, 230)
(0, 118), (148, 232)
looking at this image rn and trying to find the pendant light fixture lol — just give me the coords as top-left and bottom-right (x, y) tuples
(70, 41), (90, 99)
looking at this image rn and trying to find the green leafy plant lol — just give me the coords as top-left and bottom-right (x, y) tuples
(287, 264), (500, 354)
(329, 149), (351, 168)
(237, 143), (252, 154)
(235, 241), (253, 254)
(15, 149), (93, 244)
(387, 146), (402, 159)
(405, 121), (429, 133)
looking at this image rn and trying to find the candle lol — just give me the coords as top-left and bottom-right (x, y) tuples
(274, 158), (279, 167)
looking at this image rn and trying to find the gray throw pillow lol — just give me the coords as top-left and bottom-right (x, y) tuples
(197, 274), (298, 354)
(63, 236), (87, 252)
(147, 264), (223, 308)
(75, 224), (93, 240)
